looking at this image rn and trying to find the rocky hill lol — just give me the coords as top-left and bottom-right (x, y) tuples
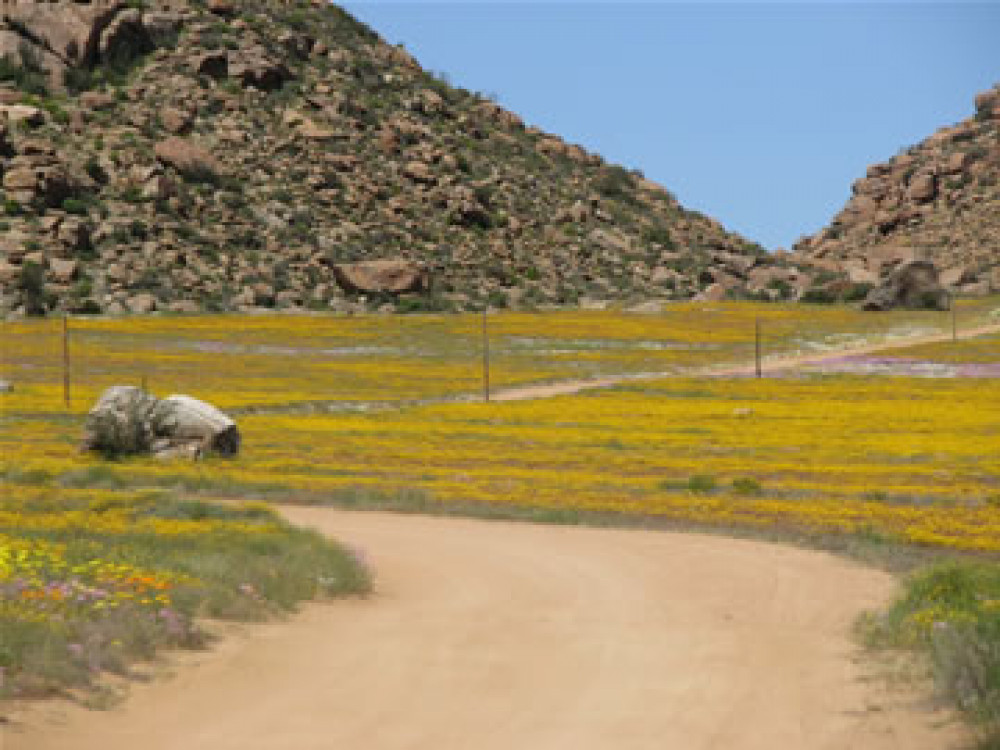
(0, 0), (807, 317)
(792, 84), (1000, 297)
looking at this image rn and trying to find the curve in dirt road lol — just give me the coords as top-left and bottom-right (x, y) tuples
(8, 508), (968, 750)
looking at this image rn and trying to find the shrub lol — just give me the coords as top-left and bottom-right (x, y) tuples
(18, 260), (46, 316)
(865, 561), (1000, 741)
(686, 474), (718, 493)
(84, 158), (108, 184)
(842, 283), (873, 303)
(595, 165), (637, 202)
(732, 477), (763, 496)
(642, 224), (675, 248)
(61, 197), (88, 215)
(767, 278), (794, 300)
(83, 389), (162, 459)
(800, 287), (838, 304)
(0, 45), (49, 96)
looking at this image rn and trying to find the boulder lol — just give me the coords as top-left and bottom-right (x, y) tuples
(126, 292), (157, 313)
(906, 173), (937, 203)
(97, 8), (152, 63)
(403, 160), (435, 184)
(1, 2), (122, 68)
(974, 86), (999, 118)
(862, 261), (949, 311)
(333, 259), (430, 295)
(83, 387), (240, 459)
(48, 258), (78, 283)
(1, 105), (45, 127)
(79, 91), (115, 111)
(154, 137), (219, 179)
(160, 106), (194, 134)
(154, 395), (240, 457)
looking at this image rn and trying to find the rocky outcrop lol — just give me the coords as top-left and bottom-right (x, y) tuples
(0, 2), (175, 87)
(0, 1), (791, 318)
(795, 83), (1000, 296)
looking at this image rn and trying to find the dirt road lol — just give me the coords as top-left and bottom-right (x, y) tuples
(491, 321), (1000, 402)
(9, 508), (967, 750)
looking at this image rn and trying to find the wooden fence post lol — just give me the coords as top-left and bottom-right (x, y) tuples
(755, 316), (762, 379)
(62, 313), (70, 408)
(952, 298), (957, 342)
(482, 307), (490, 402)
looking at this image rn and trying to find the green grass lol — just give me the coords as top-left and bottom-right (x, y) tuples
(0, 492), (369, 702)
(862, 561), (1000, 746)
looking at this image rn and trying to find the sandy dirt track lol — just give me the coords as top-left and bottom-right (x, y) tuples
(9, 508), (967, 750)
(491, 321), (1000, 402)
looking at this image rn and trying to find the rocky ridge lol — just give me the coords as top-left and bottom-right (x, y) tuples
(0, 0), (805, 317)
(793, 84), (1000, 297)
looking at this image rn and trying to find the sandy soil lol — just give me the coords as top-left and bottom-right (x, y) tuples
(7, 508), (968, 750)
(491, 321), (1000, 402)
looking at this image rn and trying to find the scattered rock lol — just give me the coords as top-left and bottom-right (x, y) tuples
(48, 258), (79, 283)
(1, 105), (45, 127)
(160, 107), (194, 134)
(79, 91), (115, 110)
(127, 292), (157, 314)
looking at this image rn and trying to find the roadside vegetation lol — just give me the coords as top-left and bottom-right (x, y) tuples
(1, 301), (997, 728)
(0, 487), (369, 702)
(863, 562), (1000, 746)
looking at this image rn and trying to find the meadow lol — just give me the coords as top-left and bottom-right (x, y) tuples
(1, 300), (999, 732)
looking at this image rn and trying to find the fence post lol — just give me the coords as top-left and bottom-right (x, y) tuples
(62, 313), (70, 408)
(755, 316), (762, 379)
(952, 297), (957, 342)
(482, 307), (490, 402)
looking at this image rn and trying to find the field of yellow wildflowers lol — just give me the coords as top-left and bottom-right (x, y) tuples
(1, 301), (998, 708)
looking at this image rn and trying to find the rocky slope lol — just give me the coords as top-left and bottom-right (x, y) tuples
(793, 84), (1000, 296)
(0, 0), (805, 317)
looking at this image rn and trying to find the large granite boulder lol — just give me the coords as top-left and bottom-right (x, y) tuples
(83, 387), (239, 459)
(862, 261), (950, 311)
(154, 137), (220, 180)
(1, 2), (122, 69)
(333, 259), (430, 295)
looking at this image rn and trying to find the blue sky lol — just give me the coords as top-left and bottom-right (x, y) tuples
(342, 2), (998, 250)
